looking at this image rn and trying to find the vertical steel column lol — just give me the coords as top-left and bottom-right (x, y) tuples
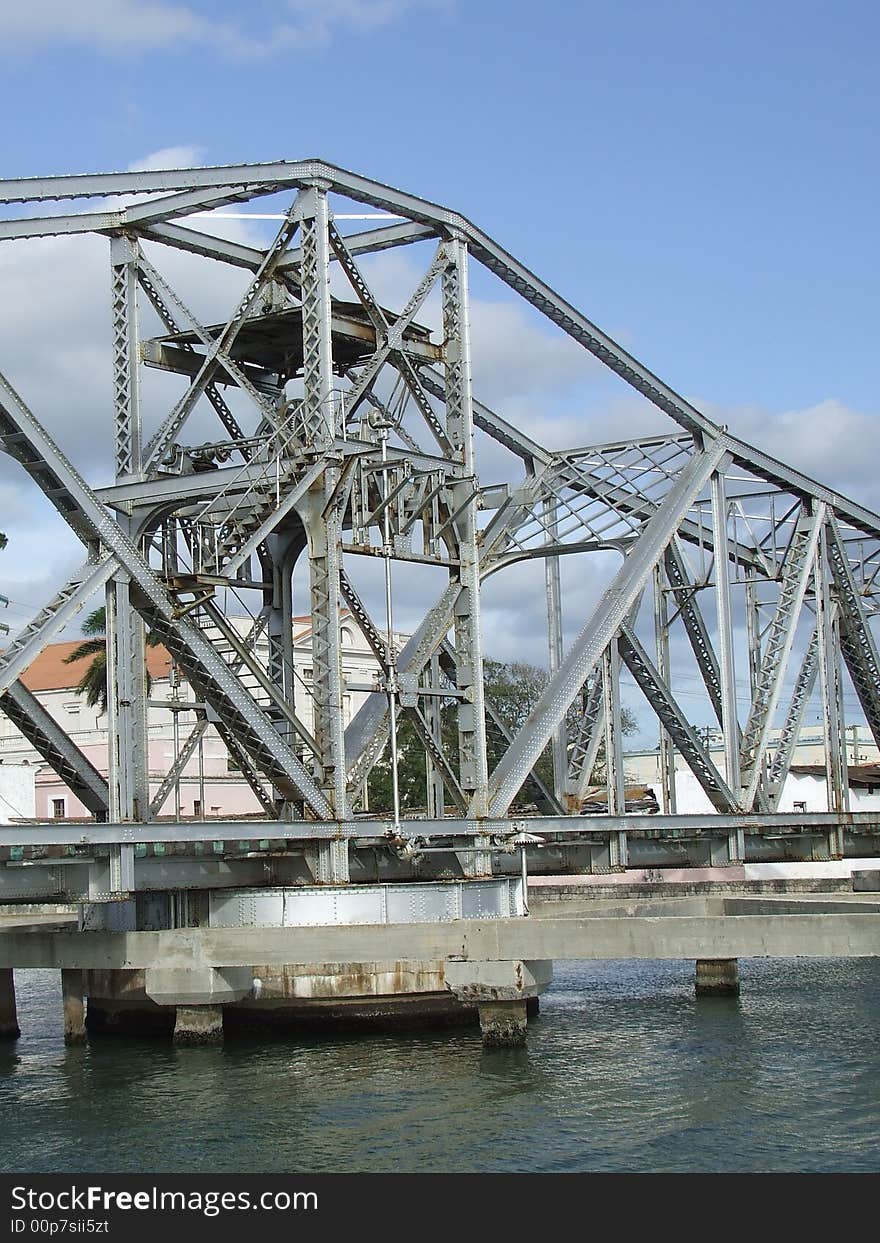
(298, 184), (336, 452)
(104, 573), (149, 826)
(744, 566), (762, 698)
(110, 234), (142, 480)
(653, 563), (676, 814)
(544, 498), (566, 803)
(743, 565), (765, 809)
(426, 653), (446, 817)
(602, 643), (627, 868)
(442, 235), (489, 822)
(711, 470), (742, 796)
(815, 525), (849, 852)
(107, 236), (146, 875)
(300, 185), (349, 874)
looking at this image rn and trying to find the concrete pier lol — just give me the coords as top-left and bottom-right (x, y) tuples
(445, 959), (552, 1046)
(173, 1005), (224, 1044)
(695, 958), (740, 997)
(61, 969), (86, 1044)
(477, 1000), (529, 1047)
(0, 968), (19, 1039)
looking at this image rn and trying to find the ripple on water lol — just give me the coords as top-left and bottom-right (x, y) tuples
(2, 961), (879, 1173)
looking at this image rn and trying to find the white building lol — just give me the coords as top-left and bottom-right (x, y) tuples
(624, 724), (880, 814)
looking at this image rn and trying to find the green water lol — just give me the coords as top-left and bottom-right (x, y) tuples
(2, 959), (879, 1173)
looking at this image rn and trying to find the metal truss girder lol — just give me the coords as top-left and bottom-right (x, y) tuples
(0, 211), (124, 240)
(110, 234), (141, 478)
(6, 160), (880, 534)
(0, 368), (332, 818)
(565, 671), (605, 802)
(418, 370), (551, 466)
(11, 157), (880, 536)
(343, 243), (451, 454)
(192, 597), (317, 754)
(664, 539), (724, 725)
(739, 505), (825, 808)
(298, 186), (338, 447)
(123, 184), (278, 228)
(826, 515), (880, 748)
(815, 524), (850, 820)
(139, 248), (286, 469)
(0, 679), (109, 815)
(211, 721), (277, 818)
(602, 644), (625, 818)
(767, 622), (819, 809)
(465, 236), (718, 440)
(711, 470), (741, 793)
(136, 259), (251, 451)
(105, 574), (150, 821)
(136, 219), (435, 280)
(342, 463), (548, 786)
(138, 222), (266, 270)
(0, 556), (116, 698)
(487, 442), (729, 816)
(3, 809), (880, 850)
(285, 220), (435, 269)
(618, 623), (738, 812)
(443, 237), (489, 811)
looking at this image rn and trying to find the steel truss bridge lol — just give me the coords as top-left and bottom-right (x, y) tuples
(0, 157), (879, 906)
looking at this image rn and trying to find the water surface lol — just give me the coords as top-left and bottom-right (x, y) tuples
(2, 959), (878, 1173)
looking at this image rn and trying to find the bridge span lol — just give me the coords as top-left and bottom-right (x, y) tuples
(1, 159), (879, 1044)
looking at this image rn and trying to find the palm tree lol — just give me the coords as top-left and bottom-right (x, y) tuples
(64, 607), (162, 714)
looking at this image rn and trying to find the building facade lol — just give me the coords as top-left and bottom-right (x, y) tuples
(0, 614), (389, 821)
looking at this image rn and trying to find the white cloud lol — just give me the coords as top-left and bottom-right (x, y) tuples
(0, 0), (443, 57)
(703, 397), (880, 514)
(129, 146), (205, 172)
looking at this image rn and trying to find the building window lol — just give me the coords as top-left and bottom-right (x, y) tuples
(193, 800), (201, 816)
(303, 667), (313, 681)
(227, 755), (241, 772)
(52, 798), (65, 818)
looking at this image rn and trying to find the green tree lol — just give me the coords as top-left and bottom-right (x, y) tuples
(64, 606), (162, 713)
(365, 658), (636, 813)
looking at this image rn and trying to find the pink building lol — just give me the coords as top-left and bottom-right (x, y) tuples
(0, 615), (387, 820)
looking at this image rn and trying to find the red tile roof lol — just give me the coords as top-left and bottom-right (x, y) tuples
(16, 640), (173, 693)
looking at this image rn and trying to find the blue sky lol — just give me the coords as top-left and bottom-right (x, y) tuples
(3, 0), (878, 416)
(0, 0), (877, 741)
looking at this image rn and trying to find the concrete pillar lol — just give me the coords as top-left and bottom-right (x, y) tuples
(478, 1000), (528, 1047)
(0, 969), (20, 1039)
(445, 959), (552, 1047)
(695, 958), (740, 997)
(62, 969), (86, 1044)
(173, 1006), (224, 1044)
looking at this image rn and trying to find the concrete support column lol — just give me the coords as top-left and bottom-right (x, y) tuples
(173, 1006), (224, 1044)
(62, 969), (86, 1044)
(478, 1000), (528, 1048)
(0, 968), (20, 1039)
(695, 957), (740, 997)
(445, 959), (552, 1048)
